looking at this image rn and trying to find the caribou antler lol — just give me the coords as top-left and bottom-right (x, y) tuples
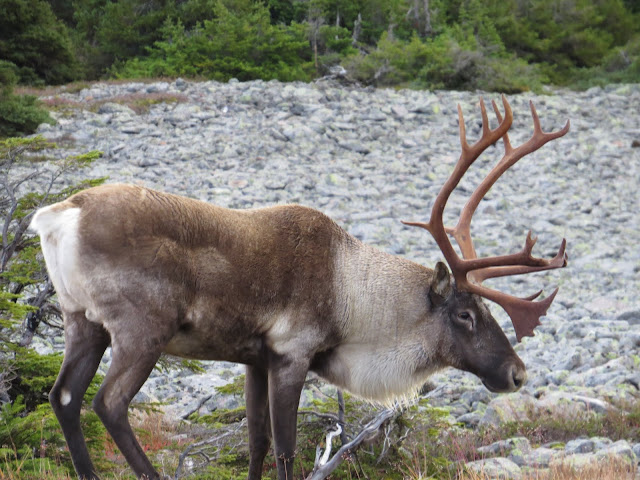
(404, 95), (569, 341)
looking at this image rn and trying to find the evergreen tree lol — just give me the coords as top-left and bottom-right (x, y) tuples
(0, 62), (54, 137)
(0, 0), (78, 84)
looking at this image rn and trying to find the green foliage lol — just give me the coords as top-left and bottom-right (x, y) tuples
(0, 0), (78, 84)
(345, 0), (638, 89)
(113, 1), (313, 82)
(194, 407), (247, 426)
(0, 61), (54, 138)
(0, 93), (54, 138)
(0, 137), (105, 470)
(492, 0), (637, 83)
(0, 347), (106, 475)
(193, 454), (248, 480)
(570, 33), (640, 89)
(0, 397), (72, 470)
(1, 0), (638, 89)
(0, 136), (103, 328)
(155, 356), (206, 374)
(6, 348), (63, 410)
(345, 28), (547, 92)
(71, 0), (222, 77)
(215, 374), (245, 396)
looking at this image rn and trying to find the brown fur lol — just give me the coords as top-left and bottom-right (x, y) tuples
(31, 184), (526, 480)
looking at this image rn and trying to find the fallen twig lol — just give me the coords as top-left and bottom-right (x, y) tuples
(174, 418), (246, 479)
(306, 408), (396, 480)
(181, 394), (213, 420)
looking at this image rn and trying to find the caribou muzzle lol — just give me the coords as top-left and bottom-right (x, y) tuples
(481, 358), (527, 393)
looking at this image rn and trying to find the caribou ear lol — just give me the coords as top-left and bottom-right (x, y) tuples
(429, 262), (452, 305)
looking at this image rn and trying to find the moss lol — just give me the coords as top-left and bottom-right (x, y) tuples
(193, 455), (248, 480)
(194, 407), (247, 426)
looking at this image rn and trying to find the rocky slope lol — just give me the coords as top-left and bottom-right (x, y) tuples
(31, 78), (640, 478)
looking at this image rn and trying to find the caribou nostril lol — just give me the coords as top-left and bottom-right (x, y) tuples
(511, 366), (527, 390)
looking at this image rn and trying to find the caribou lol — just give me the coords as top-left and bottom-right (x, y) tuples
(31, 96), (569, 480)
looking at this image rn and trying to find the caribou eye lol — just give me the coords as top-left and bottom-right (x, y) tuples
(456, 311), (475, 331)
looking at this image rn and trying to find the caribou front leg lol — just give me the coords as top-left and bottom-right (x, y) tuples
(267, 352), (309, 480)
(245, 365), (271, 480)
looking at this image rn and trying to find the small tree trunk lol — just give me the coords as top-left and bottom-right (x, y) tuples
(352, 13), (361, 45)
(423, 0), (432, 36)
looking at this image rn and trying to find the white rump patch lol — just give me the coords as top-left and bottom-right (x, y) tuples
(60, 388), (72, 406)
(30, 206), (86, 311)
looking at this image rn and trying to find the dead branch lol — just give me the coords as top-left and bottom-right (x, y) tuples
(180, 394), (213, 420)
(306, 408), (396, 480)
(174, 418), (247, 480)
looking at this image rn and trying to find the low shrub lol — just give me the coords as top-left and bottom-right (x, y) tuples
(0, 61), (53, 138)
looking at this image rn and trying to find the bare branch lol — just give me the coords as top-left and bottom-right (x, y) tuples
(306, 409), (396, 480)
(181, 394), (213, 420)
(298, 409), (340, 423)
(174, 418), (247, 480)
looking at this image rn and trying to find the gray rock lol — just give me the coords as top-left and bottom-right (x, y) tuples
(456, 412), (482, 427)
(338, 141), (370, 153)
(465, 457), (522, 480)
(478, 437), (531, 457)
(632, 443), (640, 463)
(597, 439), (636, 464)
(479, 393), (534, 427)
(138, 157), (159, 167)
(520, 447), (561, 468)
(121, 124), (143, 134)
(550, 440), (637, 474)
(565, 438), (597, 454)
(550, 452), (600, 471)
(617, 310), (640, 324)
(97, 102), (136, 116)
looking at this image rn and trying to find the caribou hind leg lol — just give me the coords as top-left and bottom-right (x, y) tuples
(49, 311), (110, 480)
(90, 307), (178, 480)
(91, 335), (165, 479)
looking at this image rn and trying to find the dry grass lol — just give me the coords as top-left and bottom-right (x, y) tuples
(15, 80), (190, 117)
(97, 408), (190, 477)
(131, 408), (187, 453)
(14, 82), (91, 97)
(38, 91), (189, 115)
(13, 78), (180, 97)
(493, 395), (640, 446)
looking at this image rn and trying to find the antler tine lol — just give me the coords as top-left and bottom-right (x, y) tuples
(405, 95), (569, 342)
(492, 99), (513, 153)
(448, 96), (513, 263)
(457, 97), (495, 150)
(453, 232), (567, 341)
(402, 96), (513, 271)
(471, 283), (560, 342)
(458, 104), (469, 151)
(448, 98), (570, 282)
(471, 238), (568, 284)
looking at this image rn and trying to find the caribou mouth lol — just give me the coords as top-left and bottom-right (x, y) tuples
(481, 377), (515, 393)
(480, 365), (527, 393)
